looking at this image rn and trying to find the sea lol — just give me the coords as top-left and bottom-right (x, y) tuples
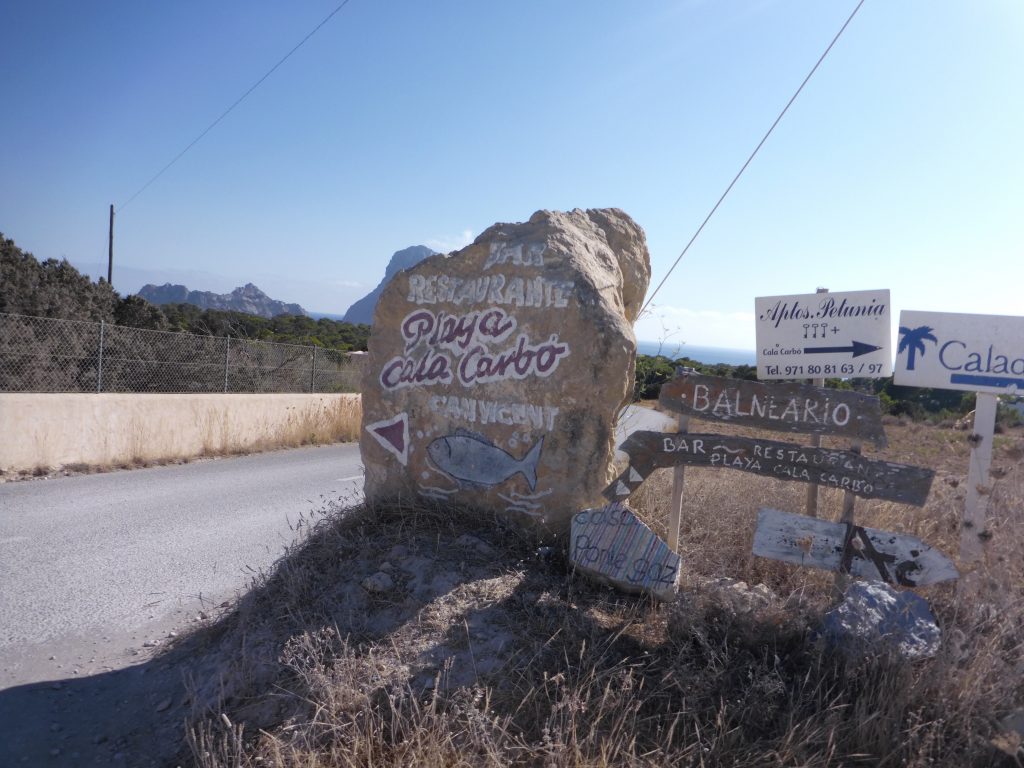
(636, 340), (756, 366)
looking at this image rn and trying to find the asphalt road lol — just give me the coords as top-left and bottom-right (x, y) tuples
(0, 443), (363, 688)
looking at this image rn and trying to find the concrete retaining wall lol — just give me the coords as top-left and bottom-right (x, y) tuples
(0, 393), (362, 473)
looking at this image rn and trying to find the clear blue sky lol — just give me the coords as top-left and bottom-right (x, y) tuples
(3, 1), (1021, 350)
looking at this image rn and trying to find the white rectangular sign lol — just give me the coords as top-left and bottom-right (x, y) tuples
(894, 310), (1024, 394)
(755, 289), (892, 380)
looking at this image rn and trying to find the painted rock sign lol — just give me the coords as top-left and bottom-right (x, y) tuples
(659, 370), (887, 447)
(360, 208), (651, 534)
(894, 310), (1024, 394)
(752, 508), (958, 587)
(607, 431), (934, 505)
(755, 289), (892, 380)
(570, 502), (680, 601)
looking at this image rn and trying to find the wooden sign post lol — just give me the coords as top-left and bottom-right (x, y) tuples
(617, 366), (933, 598)
(654, 369), (896, 556)
(834, 439), (862, 595)
(667, 413), (689, 553)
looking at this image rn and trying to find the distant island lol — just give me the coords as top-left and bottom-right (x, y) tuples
(342, 245), (437, 325)
(138, 282), (306, 319)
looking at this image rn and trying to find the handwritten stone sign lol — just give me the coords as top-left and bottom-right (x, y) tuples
(894, 310), (1024, 394)
(607, 431), (934, 505)
(659, 371), (887, 447)
(755, 289), (892, 380)
(570, 502), (680, 601)
(360, 208), (650, 534)
(752, 507), (958, 587)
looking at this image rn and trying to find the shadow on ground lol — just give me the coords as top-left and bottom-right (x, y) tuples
(0, 499), (537, 766)
(0, 641), (192, 766)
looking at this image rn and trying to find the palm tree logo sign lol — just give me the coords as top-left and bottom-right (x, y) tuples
(898, 325), (938, 370)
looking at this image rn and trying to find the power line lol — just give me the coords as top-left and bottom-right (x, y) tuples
(640, 0), (867, 316)
(118, 0), (354, 212)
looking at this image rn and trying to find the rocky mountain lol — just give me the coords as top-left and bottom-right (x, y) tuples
(137, 282), (307, 318)
(342, 245), (437, 324)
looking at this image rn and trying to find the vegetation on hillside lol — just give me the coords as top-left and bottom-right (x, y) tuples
(1, 233), (120, 321)
(158, 303), (370, 350)
(0, 233), (370, 350)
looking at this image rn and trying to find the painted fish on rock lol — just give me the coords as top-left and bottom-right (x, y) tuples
(427, 431), (544, 491)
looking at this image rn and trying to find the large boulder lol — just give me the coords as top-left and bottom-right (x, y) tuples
(359, 208), (650, 536)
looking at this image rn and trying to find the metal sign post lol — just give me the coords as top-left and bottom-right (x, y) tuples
(894, 309), (1024, 565)
(961, 393), (997, 564)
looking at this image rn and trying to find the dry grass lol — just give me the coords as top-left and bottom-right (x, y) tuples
(201, 396), (363, 456)
(176, 421), (1024, 767)
(260, 394), (362, 451)
(4, 397), (363, 482)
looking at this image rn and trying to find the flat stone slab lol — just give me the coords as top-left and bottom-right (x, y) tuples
(570, 502), (680, 601)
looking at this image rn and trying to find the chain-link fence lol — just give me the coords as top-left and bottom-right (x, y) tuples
(0, 312), (365, 394)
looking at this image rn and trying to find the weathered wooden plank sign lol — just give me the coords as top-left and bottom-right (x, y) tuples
(571, 502), (680, 601)
(606, 431), (934, 505)
(752, 507), (958, 587)
(659, 371), (887, 447)
(755, 289), (892, 380)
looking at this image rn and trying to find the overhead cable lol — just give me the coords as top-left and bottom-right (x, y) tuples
(118, 0), (354, 212)
(640, 0), (867, 315)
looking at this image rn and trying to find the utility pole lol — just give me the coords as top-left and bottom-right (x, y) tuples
(107, 204), (115, 284)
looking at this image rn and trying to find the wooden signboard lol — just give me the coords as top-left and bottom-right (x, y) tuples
(606, 431), (934, 505)
(752, 507), (958, 587)
(659, 371), (887, 448)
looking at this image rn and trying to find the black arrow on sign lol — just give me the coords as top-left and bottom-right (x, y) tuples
(804, 340), (881, 358)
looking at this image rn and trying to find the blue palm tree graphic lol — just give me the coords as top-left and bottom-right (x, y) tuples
(898, 325), (938, 370)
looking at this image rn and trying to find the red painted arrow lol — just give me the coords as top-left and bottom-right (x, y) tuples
(366, 413), (409, 466)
